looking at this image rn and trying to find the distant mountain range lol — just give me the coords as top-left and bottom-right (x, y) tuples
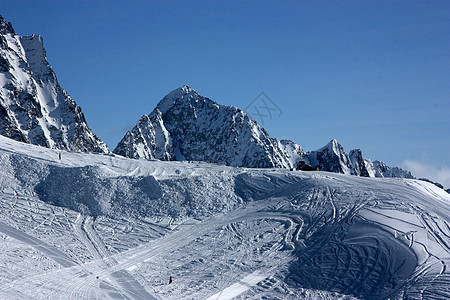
(0, 15), (432, 183)
(114, 85), (413, 179)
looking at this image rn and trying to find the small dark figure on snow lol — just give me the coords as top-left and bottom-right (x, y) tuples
(59, 152), (61, 160)
(168, 276), (172, 284)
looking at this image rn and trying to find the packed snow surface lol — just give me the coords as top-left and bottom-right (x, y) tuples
(0, 135), (449, 299)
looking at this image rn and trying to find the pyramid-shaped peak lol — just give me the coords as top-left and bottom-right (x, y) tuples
(324, 138), (341, 149)
(328, 138), (339, 146)
(319, 139), (345, 156)
(156, 85), (199, 114)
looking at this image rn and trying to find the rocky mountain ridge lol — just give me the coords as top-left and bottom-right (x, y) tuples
(114, 86), (413, 179)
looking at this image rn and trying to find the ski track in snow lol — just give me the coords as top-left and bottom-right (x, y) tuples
(0, 136), (449, 299)
(206, 270), (269, 300)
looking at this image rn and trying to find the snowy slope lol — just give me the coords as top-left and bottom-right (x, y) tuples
(0, 16), (108, 153)
(1, 135), (449, 299)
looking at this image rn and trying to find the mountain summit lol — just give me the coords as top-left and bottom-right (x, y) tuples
(114, 86), (301, 168)
(0, 16), (108, 153)
(305, 139), (412, 178)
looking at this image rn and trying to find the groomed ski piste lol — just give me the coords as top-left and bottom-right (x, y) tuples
(0, 135), (449, 299)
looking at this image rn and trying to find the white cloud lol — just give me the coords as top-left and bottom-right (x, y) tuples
(402, 160), (450, 190)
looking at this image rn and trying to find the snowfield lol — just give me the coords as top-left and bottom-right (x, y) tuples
(0, 135), (449, 299)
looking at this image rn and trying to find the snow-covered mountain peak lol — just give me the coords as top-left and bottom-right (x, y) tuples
(115, 87), (300, 168)
(305, 140), (413, 179)
(179, 84), (194, 94)
(307, 139), (352, 174)
(322, 138), (343, 155)
(0, 16), (109, 153)
(317, 139), (347, 161)
(156, 85), (198, 114)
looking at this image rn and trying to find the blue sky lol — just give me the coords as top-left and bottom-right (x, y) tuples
(1, 1), (449, 185)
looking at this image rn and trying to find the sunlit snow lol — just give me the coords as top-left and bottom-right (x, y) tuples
(0, 135), (449, 299)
